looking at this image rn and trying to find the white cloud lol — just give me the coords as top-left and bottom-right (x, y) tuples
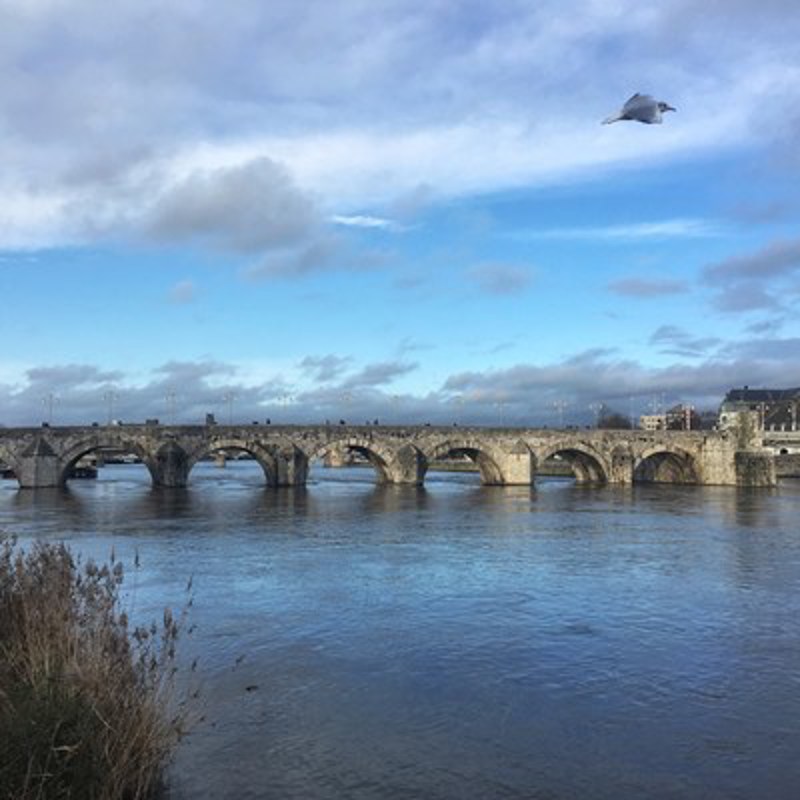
(1, 1), (799, 250)
(331, 214), (397, 230)
(521, 218), (722, 242)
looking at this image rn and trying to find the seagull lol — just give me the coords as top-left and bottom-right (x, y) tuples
(602, 93), (676, 125)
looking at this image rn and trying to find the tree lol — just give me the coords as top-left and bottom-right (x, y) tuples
(597, 405), (632, 429)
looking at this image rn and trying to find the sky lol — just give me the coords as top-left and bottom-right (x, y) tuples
(1, 0), (799, 427)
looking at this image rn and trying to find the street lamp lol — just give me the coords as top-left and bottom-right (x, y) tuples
(165, 389), (177, 425)
(222, 392), (237, 426)
(279, 393), (294, 423)
(341, 392), (352, 423)
(42, 393), (57, 425)
(103, 390), (118, 426)
(552, 399), (568, 429)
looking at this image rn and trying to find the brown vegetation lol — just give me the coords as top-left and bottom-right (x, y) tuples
(0, 535), (188, 799)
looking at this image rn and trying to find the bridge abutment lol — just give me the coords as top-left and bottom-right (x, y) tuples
(735, 451), (777, 487)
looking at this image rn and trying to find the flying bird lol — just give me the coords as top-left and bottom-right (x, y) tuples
(602, 93), (676, 125)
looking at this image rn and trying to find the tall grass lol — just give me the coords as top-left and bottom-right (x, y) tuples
(0, 535), (188, 799)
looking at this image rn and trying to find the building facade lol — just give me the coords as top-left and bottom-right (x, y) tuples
(718, 387), (800, 432)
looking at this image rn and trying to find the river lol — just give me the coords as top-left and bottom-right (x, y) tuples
(2, 463), (799, 799)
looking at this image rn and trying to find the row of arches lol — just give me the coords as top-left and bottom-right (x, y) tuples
(0, 435), (701, 489)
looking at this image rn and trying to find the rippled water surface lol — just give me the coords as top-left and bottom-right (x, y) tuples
(2, 464), (800, 799)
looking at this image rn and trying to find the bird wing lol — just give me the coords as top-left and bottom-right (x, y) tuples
(622, 93), (655, 114)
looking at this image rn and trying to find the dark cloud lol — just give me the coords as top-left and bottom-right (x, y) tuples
(298, 355), (352, 383)
(746, 318), (785, 336)
(649, 325), (720, 357)
(4, 341), (800, 427)
(468, 264), (532, 295)
(154, 360), (236, 381)
(147, 158), (318, 254)
(440, 343), (800, 420)
(1, 361), (268, 426)
(711, 283), (781, 313)
(25, 365), (124, 389)
(60, 145), (158, 189)
(341, 361), (418, 389)
(243, 236), (341, 281)
(703, 238), (800, 284)
(700, 238), (800, 314)
(607, 278), (689, 297)
(242, 236), (390, 281)
(718, 337), (800, 362)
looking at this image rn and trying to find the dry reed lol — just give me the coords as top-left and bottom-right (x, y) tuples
(0, 534), (189, 799)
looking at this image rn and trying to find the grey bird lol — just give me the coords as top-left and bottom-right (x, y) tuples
(602, 93), (676, 125)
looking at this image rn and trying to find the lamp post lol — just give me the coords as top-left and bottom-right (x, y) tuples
(279, 393), (294, 423)
(42, 393), (57, 425)
(103, 390), (118, 426)
(456, 394), (465, 426)
(222, 392), (236, 426)
(552, 399), (567, 429)
(341, 391), (352, 423)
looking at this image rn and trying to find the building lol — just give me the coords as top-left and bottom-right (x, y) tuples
(639, 413), (667, 431)
(666, 404), (694, 431)
(718, 387), (800, 432)
(639, 404), (696, 431)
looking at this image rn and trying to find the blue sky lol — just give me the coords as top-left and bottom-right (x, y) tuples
(1, 0), (799, 426)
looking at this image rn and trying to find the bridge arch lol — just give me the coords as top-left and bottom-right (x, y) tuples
(58, 436), (159, 486)
(537, 441), (609, 483)
(185, 437), (283, 487)
(633, 446), (699, 484)
(305, 437), (395, 483)
(423, 439), (505, 485)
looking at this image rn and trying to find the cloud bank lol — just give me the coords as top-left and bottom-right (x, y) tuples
(2, 0), (800, 250)
(3, 340), (800, 428)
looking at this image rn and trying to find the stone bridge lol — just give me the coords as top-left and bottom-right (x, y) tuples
(0, 424), (776, 489)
